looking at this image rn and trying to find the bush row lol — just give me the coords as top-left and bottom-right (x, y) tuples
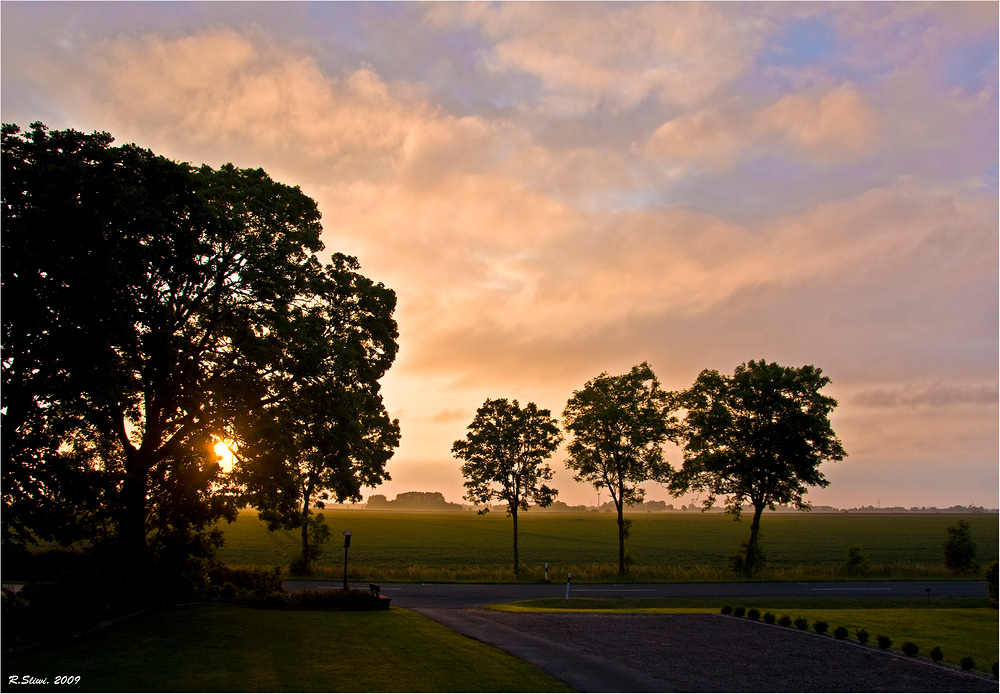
(719, 604), (996, 677)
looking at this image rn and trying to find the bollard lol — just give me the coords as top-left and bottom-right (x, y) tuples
(544, 562), (548, 581)
(565, 572), (572, 599)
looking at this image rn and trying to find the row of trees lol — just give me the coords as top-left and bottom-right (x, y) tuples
(2, 123), (399, 589)
(453, 361), (846, 577)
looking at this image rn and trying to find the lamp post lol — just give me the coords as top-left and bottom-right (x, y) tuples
(343, 530), (352, 591)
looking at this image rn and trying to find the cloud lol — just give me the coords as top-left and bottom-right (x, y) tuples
(851, 382), (999, 408)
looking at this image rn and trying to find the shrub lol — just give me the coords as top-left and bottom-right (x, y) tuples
(833, 626), (849, 640)
(777, 615), (792, 628)
(287, 589), (389, 611)
(726, 538), (767, 577)
(929, 646), (943, 663)
(876, 634), (892, 651)
(733, 606), (746, 618)
(901, 642), (919, 657)
(943, 520), (978, 572)
(746, 608), (760, 621)
(992, 662), (997, 678)
(721, 604), (733, 615)
(762, 612), (775, 624)
(794, 616), (809, 630)
(856, 628), (869, 644)
(987, 561), (998, 604)
(813, 620), (828, 635)
(208, 565), (283, 602)
(960, 656), (975, 672)
(841, 546), (868, 576)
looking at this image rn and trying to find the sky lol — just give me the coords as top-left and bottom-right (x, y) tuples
(2, 1), (997, 510)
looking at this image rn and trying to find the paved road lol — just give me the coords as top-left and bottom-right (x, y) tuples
(283, 579), (986, 609)
(282, 580), (986, 692)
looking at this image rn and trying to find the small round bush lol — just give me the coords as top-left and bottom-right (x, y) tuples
(876, 634), (892, 651)
(746, 608), (760, 621)
(901, 642), (919, 657)
(960, 656), (975, 672)
(856, 628), (869, 644)
(777, 615), (792, 628)
(733, 606), (746, 618)
(991, 662), (997, 678)
(794, 616), (809, 630)
(813, 620), (828, 635)
(833, 626), (849, 640)
(929, 646), (943, 663)
(763, 612), (775, 624)
(721, 604), (733, 615)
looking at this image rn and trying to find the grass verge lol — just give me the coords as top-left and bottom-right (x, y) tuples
(489, 597), (998, 674)
(2, 605), (572, 693)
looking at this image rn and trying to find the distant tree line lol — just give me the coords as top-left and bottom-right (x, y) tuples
(366, 492), (462, 511)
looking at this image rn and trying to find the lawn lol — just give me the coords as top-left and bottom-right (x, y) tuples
(1, 605), (572, 693)
(490, 597), (999, 674)
(214, 509), (999, 582)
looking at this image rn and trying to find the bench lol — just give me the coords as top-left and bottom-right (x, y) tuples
(369, 583), (391, 610)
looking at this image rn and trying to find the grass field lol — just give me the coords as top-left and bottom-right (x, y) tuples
(214, 509), (999, 582)
(1, 605), (572, 693)
(490, 597), (999, 674)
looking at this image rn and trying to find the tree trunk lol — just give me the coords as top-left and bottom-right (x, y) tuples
(616, 502), (626, 576)
(300, 496), (311, 569)
(744, 503), (765, 579)
(512, 506), (519, 577)
(119, 461), (150, 574)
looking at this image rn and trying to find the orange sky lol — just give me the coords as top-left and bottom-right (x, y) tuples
(3, 2), (997, 509)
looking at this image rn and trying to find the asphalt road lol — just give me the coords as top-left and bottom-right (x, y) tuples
(283, 579), (987, 609)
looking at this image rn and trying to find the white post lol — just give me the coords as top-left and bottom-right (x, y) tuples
(565, 572), (572, 599)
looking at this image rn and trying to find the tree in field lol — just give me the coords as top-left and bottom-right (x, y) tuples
(562, 363), (674, 575)
(1, 122), (398, 589)
(669, 360), (846, 578)
(942, 520), (978, 572)
(453, 398), (561, 577)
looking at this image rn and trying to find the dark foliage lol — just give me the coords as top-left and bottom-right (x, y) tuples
(943, 520), (978, 572)
(813, 620), (828, 635)
(841, 546), (868, 576)
(986, 560), (998, 602)
(856, 628), (869, 644)
(720, 604), (733, 615)
(746, 607), (760, 621)
(733, 606), (746, 618)
(763, 612), (776, 624)
(960, 656), (975, 672)
(778, 615), (792, 627)
(876, 634), (892, 651)
(207, 564), (284, 602)
(670, 360), (845, 578)
(901, 641), (919, 657)
(794, 616), (809, 630)
(833, 626), (849, 640)
(930, 646), (944, 662)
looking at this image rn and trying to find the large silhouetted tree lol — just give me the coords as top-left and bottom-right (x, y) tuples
(563, 363), (674, 575)
(669, 360), (846, 578)
(453, 398), (561, 577)
(2, 122), (398, 590)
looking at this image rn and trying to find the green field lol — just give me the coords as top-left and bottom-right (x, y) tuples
(491, 597), (999, 675)
(1, 605), (571, 693)
(215, 509), (999, 582)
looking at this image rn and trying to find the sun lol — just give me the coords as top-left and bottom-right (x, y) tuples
(213, 440), (236, 472)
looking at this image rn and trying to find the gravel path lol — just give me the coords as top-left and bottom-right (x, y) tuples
(477, 611), (997, 692)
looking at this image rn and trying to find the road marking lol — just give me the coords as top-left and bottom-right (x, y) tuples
(573, 589), (656, 592)
(809, 588), (892, 591)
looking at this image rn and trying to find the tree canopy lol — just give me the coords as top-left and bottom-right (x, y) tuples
(453, 398), (561, 576)
(2, 122), (398, 590)
(562, 362), (673, 575)
(669, 359), (846, 577)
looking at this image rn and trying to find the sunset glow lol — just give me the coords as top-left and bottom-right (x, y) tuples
(3, 2), (996, 509)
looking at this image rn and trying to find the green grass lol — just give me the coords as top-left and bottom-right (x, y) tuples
(214, 509), (999, 582)
(1, 605), (572, 693)
(490, 597), (999, 674)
